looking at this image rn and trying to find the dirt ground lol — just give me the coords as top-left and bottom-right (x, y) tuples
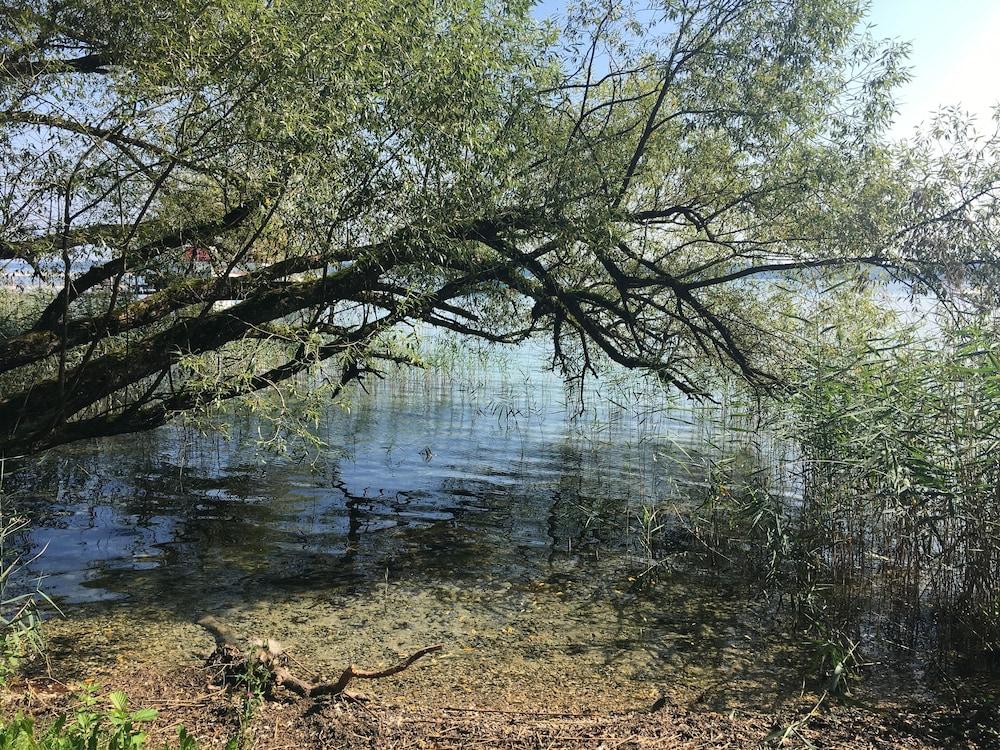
(2, 603), (994, 750)
(1, 662), (987, 750)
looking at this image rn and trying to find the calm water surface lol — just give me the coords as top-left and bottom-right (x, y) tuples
(0, 352), (979, 712)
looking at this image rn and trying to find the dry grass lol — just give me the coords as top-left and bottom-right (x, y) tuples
(1, 666), (959, 749)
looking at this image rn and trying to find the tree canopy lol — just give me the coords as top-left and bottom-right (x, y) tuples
(1, 0), (998, 456)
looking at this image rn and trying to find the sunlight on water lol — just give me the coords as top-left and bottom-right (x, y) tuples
(2, 344), (978, 711)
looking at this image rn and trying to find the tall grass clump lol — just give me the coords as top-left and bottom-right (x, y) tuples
(786, 314), (1000, 661)
(669, 283), (1000, 691)
(0, 461), (51, 685)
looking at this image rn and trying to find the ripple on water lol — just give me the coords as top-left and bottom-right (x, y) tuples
(4, 367), (972, 710)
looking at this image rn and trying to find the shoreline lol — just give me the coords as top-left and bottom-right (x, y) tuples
(1, 664), (952, 749)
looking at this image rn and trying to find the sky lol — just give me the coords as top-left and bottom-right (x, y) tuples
(865, 0), (1000, 138)
(532, 0), (1000, 140)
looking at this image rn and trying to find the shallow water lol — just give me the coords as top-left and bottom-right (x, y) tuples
(0, 355), (978, 711)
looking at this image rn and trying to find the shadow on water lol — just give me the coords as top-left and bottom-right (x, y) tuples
(3, 363), (993, 718)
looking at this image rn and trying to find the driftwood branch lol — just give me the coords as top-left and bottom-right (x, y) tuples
(196, 615), (442, 700)
(315, 645), (445, 697)
(198, 615), (240, 650)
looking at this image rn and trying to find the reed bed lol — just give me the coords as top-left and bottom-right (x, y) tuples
(679, 313), (1000, 683)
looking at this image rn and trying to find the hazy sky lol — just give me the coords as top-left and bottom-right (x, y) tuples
(866, 0), (1000, 137)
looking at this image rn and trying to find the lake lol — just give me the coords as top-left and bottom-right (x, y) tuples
(1, 342), (992, 717)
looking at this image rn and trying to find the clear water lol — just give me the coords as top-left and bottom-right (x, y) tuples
(10, 356), (721, 604)
(0, 350), (978, 712)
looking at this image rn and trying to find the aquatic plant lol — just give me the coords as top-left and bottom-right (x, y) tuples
(0, 516), (44, 685)
(0, 463), (51, 685)
(664, 291), (1000, 692)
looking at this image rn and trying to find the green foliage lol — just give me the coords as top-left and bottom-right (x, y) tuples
(0, 686), (195, 750)
(671, 283), (1000, 693)
(790, 314), (1000, 652)
(2, 0), (999, 454)
(224, 657), (269, 750)
(0, 481), (48, 686)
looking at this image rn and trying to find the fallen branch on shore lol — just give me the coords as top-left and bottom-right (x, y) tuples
(197, 615), (442, 700)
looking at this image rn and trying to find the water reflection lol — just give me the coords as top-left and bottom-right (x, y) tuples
(11, 366), (714, 607)
(0, 364), (927, 711)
